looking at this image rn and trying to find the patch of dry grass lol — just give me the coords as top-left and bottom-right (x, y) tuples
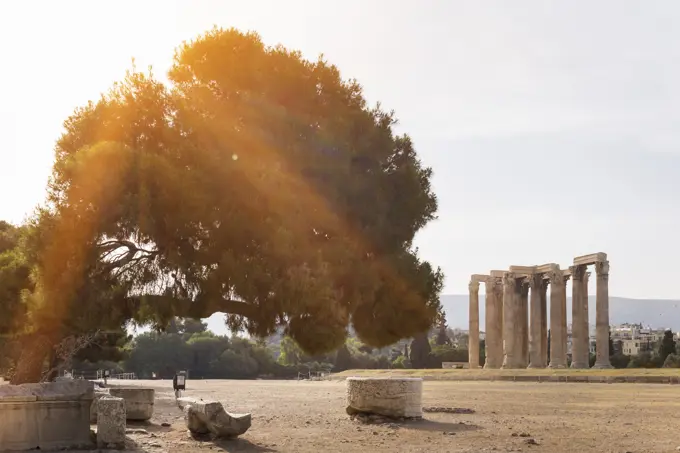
(331, 367), (680, 379)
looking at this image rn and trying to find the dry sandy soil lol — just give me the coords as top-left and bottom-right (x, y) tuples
(98, 378), (680, 453)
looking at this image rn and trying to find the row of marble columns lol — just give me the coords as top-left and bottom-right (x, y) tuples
(468, 257), (612, 369)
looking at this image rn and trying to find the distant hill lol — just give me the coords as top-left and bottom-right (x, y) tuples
(441, 295), (680, 331)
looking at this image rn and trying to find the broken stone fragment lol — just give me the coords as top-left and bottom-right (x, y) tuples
(177, 397), (251, 439)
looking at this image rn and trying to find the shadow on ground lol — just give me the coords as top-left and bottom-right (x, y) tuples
(126, 419), (173, 434)
(211, 437), (277, 452)
(123, 436), (147, 452)
(400, 418), (482, 434)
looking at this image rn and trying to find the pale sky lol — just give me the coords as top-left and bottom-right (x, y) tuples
(2, 0), (679, 317)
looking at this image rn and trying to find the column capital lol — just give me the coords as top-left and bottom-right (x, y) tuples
(595, 260), (610, 277)
(570, 264), (587, 281)
(548, 270), (563, 286)
(502, 272), (517, 287)
(469, 280), (480, 293)
(520, 278), (530, 296)
(527, 273), (543, 289)
(487, 276), (504, 297)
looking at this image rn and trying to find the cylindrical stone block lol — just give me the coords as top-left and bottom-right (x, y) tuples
(346, 377), (422, 418)
(108, 388), (154, 421)
(97, 396), (126, 450)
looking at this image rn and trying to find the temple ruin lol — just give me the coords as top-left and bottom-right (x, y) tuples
(468, 253), (611, 369)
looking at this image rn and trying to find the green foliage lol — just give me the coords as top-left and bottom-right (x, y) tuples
(391, 355), (411, 368)
(627, 351), (662, 368)
(478, 339), (486, 368)
(662, 353), (680, 368)
(334, 344), (352, 372)
(409, 333), (432, 369)
(123, 331), (281, 379)
(429, 344), (468, 368)
(124, 332), (191, 378)
(609, 353), (631, 369)
(434, 308), (450, 346)
(0, 221), (31, 335)
(277, 336), (305, 366)
(658, 330), (676, 363)
(166, 318), (208, 336)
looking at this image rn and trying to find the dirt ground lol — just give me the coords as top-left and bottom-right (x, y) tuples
(97, 378), (680, 453)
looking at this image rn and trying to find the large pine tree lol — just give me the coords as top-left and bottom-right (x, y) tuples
(6, 28), (444, 383)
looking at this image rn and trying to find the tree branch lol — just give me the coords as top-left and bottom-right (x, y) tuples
(129, 294), (256, 321)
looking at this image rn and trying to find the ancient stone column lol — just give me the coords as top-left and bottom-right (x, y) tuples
(468, 280), (480, 369)
(570, 265), (589, 368)
(519, 279), (529, 367)
(593, 260), (612, 368)
(484, 276), (504, 369)
(548, 269), (567, 368)
(562, 273), (570, 364)
(528, 275), (544, 368)
(584, 271), (590, 356)
(502, 272), (522, 369)
(540, 279), (548, 367)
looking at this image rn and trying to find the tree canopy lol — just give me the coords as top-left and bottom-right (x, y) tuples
(4, 28), (443, 382)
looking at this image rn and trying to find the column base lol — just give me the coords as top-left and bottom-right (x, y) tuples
(592, 362), (613, 369)
(527, 363), (545, 369)
(501, 364), (525, 369)
(548, 362), (567, 369)
(570, 362), (590, 369)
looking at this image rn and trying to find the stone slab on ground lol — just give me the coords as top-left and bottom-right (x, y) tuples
(97, 396), (126, 449)
(109, 387), (154, 421)
(0, 380), (94, 451)
(0, 379), (94, 401)
(177, 397), (251, 439)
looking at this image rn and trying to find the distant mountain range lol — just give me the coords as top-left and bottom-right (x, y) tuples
(441, 295), (680, 332)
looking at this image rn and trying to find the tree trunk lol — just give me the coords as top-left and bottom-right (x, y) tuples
(9, 334), (53, 384)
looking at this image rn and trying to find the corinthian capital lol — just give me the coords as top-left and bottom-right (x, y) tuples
(528, 273), (543, 289)
(548, 270), (563, 286)
(502, 272), (516, 288)
(570, 265), (587, 282)
(595, 260), (610, 276)
(469, 280), (480, 293)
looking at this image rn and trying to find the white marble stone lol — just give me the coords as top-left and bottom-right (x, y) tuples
(90, 387), (111, 423)
(345, 377), (423, 418)
(109, 387), (154, 421)
(97, 396), (126, 449)
(0, 381), (93, 451)
(177, 397), (251, 438)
